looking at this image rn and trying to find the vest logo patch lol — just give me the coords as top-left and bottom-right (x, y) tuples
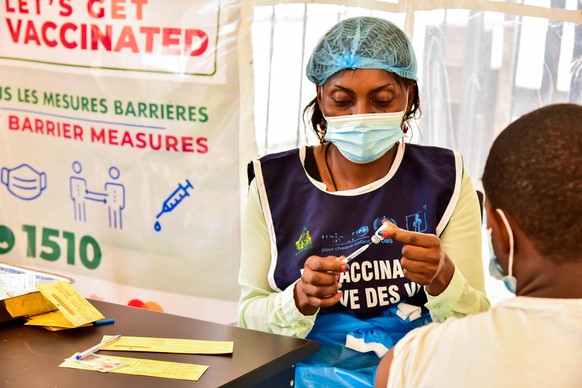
(406, 206), (428, 232)
(321, 225), (370, 253)
(295, 226), (312, 254)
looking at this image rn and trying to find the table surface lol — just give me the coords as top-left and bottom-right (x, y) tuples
(0, 300), (319, 387)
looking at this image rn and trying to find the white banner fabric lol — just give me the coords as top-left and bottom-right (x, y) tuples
(0, 0), (242, 322)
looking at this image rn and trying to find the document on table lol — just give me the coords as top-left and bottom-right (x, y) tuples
(0, 262), (73, 300)
(99, 335), (234, 354)
(33, 281), (104, 327)
(0, 272), (36, 298)
(60, 354), (209, 381)
(24, 310), (87, 330)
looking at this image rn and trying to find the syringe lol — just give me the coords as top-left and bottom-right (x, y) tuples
(343, 221), (393, 263)
(156, 179), (193, 219)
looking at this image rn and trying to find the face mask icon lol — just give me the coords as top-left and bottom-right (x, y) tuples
(1, 164), (47, 200)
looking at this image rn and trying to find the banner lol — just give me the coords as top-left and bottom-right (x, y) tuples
(0, 0), (242, 323)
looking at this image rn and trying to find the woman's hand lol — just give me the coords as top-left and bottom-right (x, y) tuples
(382, 223), (455, 296)
(294, 255), (348, 315)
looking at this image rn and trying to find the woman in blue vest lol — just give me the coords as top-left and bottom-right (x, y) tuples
(238, 16), (489, 387)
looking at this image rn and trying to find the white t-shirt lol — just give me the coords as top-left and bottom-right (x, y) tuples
(387, 296), (582, 388)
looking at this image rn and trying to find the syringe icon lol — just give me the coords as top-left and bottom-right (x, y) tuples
(154, 179), (194, 231)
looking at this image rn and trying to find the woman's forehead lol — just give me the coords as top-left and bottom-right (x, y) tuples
(323, 69), (402, 91)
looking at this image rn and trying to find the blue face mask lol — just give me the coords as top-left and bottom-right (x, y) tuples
(324, 111), (405, 163)
(487, 209), (517, 294)
(1, 163), (47, 200)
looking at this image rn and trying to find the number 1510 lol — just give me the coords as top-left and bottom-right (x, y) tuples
(22, 225), (101, 270)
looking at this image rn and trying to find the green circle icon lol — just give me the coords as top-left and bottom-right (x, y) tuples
(0, 225), (15, 254)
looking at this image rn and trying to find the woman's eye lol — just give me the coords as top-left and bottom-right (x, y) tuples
(331, 99), (352, 107)
(373, 100), (392, 106)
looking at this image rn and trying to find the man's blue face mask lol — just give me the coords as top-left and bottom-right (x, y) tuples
(487, 209), (517, 294)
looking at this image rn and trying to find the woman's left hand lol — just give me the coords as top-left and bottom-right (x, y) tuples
(382, 223), (455, 296)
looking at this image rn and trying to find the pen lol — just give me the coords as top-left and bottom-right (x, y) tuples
(75, 334), (122, 360)
(93, 318), (115, 326)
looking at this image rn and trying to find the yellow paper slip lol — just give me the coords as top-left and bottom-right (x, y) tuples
(25, 310), (90, 329)
(60, 354), (209, 381)
(36, 281), (104, 327)
(99, 335), (234, 354)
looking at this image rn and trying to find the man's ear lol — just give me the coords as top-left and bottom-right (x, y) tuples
(485, 204), (511, 259)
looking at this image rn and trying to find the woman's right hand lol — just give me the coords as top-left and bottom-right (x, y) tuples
(294, 255), (348, 315)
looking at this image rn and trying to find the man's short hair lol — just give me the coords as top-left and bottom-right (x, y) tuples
(482, 103), (582, 263)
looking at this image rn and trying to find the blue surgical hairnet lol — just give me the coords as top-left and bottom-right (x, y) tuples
(306, 16), (418, 85)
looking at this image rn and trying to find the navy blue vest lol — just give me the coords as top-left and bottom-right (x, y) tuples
(253, 144), (459, 318)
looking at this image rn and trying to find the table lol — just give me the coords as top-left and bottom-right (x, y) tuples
(0, 300), (319, 387)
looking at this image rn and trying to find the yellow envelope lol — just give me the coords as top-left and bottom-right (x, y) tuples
(4, 291), (56, 317)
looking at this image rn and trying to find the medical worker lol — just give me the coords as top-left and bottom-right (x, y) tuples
(375, 103), (582, 388)
(238, 16), (489, 387)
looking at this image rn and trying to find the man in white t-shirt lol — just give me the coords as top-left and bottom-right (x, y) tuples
(375, 103), (582, 388)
